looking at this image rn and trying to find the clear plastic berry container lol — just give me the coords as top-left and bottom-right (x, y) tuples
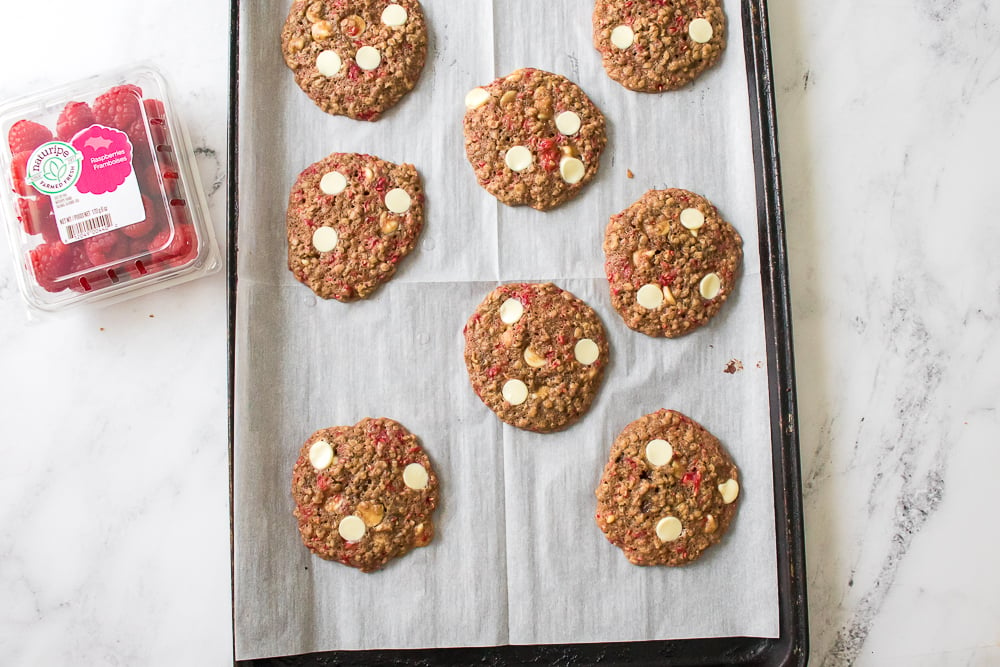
(0, 64), (220, 315)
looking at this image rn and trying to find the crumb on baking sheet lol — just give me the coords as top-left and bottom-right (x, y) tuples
(724, 359), (743, 374)
(626, 169), (634, 179)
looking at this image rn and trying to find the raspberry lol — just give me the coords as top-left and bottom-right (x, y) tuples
(127, 119), (151, 155)
(83, 231), (124, 266)
(92, 85), (143, 130)
(150, 220), (197, 268)
(142, 160), (182, 200)
(29, 241), (75, 292)
(122, 194), (162, 239)
(8, 120), (52, 153)
(55, 102), (96, 141)
(143, 98), (166, 120)
(15, 196), (53, 236)
(10, 150), (35, 196)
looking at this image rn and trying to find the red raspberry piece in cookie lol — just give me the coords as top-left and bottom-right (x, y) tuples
(55, 102), (97, 141)
(280, 0), (428, 121)
(8, 120), (52, 154)
(92, 85), (143, 130)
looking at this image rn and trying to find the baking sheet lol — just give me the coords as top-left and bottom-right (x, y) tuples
(234, 0), (779, 660)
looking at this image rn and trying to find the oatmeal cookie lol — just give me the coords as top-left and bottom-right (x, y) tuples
(291, 418), (439, 572)
(463, 282), (609, 432)
(603, 188), (741, 337)
(595, 409), (740, 566)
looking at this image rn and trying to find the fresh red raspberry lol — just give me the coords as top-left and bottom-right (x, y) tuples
(10, 150), (34, 196)
(141, 160), (181, 199)
(55, 102), (96, 141)
(83, 230), (124, 266)
(7, 120), (52, 153)
(122, 194), (161, 239)
(92, 85), (143, 130)
(39, 213), (61, 244)
(15, 196), (53, 236)
(150, 221), (197, 268)
(143, 98), (165, 120)
(28, 241), (75, 292)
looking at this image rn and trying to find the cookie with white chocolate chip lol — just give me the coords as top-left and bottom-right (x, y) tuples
(286, 152), (424, 301)
(603, 188), (742, 337)
(463, 282), (609, 433)
(291, 418), (439, 572)
(281, 0), (427, 121)
(593, 0), (727, 92)
(463, 68), (607, 211)
(595, 409), (740, 566)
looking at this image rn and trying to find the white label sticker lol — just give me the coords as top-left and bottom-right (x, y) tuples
(33, 125), (145, 245)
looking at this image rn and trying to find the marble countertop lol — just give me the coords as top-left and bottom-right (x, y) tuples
(1, 1), (997, 665)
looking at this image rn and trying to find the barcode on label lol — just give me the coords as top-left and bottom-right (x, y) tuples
(64, 213), (113, 241)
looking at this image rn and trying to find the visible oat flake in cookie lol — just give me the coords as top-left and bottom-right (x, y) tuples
(287, 152), (424, 301)
(291, 418), (439, 572)
(596, 409), (740, 566)
(281, 0), (428, 120)
(593, 0), (727, 92)
(604, 188), (742, 337)
(463, 283), (609, 433)
(463, 68), (607, 211)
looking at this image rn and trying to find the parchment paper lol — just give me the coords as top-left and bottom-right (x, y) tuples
(234, 0), (779, 659)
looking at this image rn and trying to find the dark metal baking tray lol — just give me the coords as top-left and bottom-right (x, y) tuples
(227, 0), (808, 663)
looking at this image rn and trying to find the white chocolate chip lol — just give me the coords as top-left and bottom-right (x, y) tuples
(559, 156), (585, 184)
(499, 298), (524, 324)
(636, 283), (665, 309)
(505, 146), (533, 172)
(699, 272), (722, 300)
(355, 45), (381, 70)
(688, 18), (714, 43)
(384, 188), (411, 214)
(645, 439), (673, 467)
(574, 339), (599, 365)
(680, 207), (705, 230)
(655, 516), (683, 542)
(403, 462), (429, 490)
(319, 170), (347, 195)
(718, 478), (740, 504)
(465, 87), (490, 110)
(610, 25), (635, 49)
(502, 379), (528, 405)
(338, 515), (366, 542)
(308, 440), (335, 470)
(381, 3), (407, 26)
(555, 110), (581, 136)
(523, 348), (546, 368)
(315, 50), (343, 77)
(312, 226), (339, 252)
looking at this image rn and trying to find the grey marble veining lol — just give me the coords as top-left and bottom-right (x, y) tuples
(772, 0), (1000, 664)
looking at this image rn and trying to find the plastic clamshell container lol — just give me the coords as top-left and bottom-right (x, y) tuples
(0, 64), (220, 315)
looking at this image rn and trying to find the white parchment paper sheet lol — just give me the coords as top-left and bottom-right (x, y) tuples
(234, 0), (779, 659)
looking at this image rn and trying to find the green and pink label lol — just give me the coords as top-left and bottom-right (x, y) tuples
(27, 124), (144, 243)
